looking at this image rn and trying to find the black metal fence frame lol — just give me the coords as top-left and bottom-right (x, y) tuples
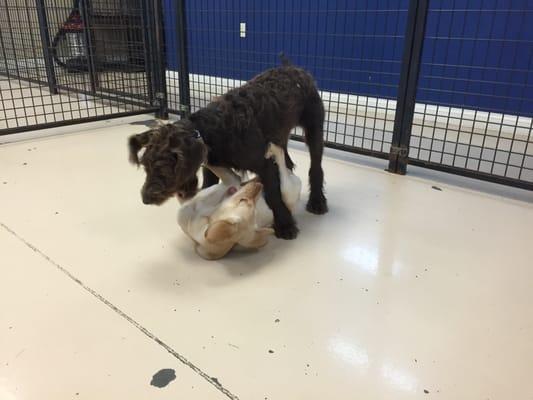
(0, 0), (165, 135)
(168, 0), (532, 191)
(1, 0), (531, 191)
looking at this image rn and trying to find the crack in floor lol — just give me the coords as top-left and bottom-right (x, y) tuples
(0, 221), (239, 400)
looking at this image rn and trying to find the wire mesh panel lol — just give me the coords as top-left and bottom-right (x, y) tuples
(164, 0), (409, 157)
(0, 0), (156, 134)
(410, 0), (533, 188)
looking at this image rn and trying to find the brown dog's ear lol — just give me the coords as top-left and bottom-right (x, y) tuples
(240, 227), (274, 249)
(128, 130), (153, 165)
(204, 220), (239, 243)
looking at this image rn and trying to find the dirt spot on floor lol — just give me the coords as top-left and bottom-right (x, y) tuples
(150, 368), (176, 388)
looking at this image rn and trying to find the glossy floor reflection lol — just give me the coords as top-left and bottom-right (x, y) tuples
(1, 118), (532, 399)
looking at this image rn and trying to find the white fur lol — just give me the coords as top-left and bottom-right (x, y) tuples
(178, 144), (301, 259)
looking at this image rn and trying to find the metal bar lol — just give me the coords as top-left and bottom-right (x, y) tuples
(0, 70), (152, 108)
(0, 108), (158, 136)
(139, 0), (154, 105)
(79, 0), (99, 93)
(291, 135), (390, 161)
(175, 0), (190, 116)
(35, 0), (58, 94)
(388, 0), (429, 174)
(408, 158), (533, 191)
(151, 0), (168, 119)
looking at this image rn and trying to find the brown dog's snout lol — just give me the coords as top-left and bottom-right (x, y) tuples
(177, 190), (189, 200)
(142, 191), (155, 204)
(142, 182), (164, 204)
(177, 188), (198, 201)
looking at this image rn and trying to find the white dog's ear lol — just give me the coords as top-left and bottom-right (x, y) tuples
(204, 219), (239, 243)
(239, 227), (274, 249)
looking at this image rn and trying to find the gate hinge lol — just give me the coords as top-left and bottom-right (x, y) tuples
(387, 145), (409, 175)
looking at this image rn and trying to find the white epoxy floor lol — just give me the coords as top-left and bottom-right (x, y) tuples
(1, 118), (532, 400)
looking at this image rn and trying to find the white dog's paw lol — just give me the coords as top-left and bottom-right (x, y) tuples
(264, 143), (275, 159)
(264, 143), (283, 160)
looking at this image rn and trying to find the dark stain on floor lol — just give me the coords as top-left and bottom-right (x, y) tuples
(431, 185), (442, 191)
(150, 368), (176, 388)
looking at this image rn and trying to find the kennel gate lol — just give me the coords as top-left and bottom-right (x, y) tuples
(0, 0), (167, 134)
(165, 0), (532, 191)
(1, 0), (532, 191)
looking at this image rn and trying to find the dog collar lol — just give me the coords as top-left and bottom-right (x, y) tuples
(192, 129), (208, 167)
(192, 129), (202, 140)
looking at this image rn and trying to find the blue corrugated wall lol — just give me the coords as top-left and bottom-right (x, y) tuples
(163, 0), (533, 117)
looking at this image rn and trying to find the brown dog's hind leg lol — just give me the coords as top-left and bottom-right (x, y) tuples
(301, 91), (328, 214)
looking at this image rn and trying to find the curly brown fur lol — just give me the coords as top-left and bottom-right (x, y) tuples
(128, 122), (207, 205)
(129, 61), (328, 239)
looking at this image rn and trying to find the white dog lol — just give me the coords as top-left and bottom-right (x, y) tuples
(178, 143), (301, 260)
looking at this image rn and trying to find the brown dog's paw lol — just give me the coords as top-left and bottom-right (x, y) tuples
(306, 195), (328, 215)
(274, 221), (299, 240)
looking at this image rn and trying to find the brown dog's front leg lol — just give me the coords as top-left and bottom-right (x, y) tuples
(202, 166), (219, 188)
(259, 158), (299, 240)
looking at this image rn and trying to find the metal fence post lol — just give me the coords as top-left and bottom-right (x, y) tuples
(35, 0), (58, 94)
(151, 0), (169, 119)
(140, 0), (155, 107)
(175, 0), (190, 117)
(79, 0), (99, 94)
(388, 0), (429, 174)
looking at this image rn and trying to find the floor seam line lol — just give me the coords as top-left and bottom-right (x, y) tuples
(0, 221), (239, 400)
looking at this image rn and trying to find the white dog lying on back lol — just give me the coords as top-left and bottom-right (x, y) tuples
(178, 143), (301, 260)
